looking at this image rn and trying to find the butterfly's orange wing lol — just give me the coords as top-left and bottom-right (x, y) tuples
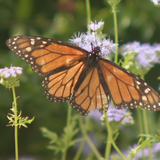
(6, 35), (88, 103)
(42, 61), (85, 103)
(70, 66), (110, 115)
(6, 36), (87, 76)
(98, 59), (160, 111)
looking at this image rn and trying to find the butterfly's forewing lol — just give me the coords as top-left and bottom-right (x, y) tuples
(6, 36), (87, 76)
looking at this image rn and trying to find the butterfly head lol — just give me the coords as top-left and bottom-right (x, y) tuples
(86, 45), (102, 64)
(91, 46), (102, 59)
(88, 42), (101, 57)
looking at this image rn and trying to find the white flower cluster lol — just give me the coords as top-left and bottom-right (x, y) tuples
(69, 21), (118, 59)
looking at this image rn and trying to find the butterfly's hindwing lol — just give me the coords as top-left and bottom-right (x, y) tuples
(70, 66), (110, 116)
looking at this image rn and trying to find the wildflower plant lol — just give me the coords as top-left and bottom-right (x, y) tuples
(0, 66), (34, 160)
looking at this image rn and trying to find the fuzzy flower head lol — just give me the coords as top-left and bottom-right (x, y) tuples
(100, 103), (134, 131)
(151, 0), (160, 5)
(69, 20), (118, 60)
(0, 66), (23, 88)
(88, 20), (104, 32)
(120, 41), (160, 75)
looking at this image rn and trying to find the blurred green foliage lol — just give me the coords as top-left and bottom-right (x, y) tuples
(0, 0), (160, 159)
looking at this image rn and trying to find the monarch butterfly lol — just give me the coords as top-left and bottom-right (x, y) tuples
(6, 35), (160, 116)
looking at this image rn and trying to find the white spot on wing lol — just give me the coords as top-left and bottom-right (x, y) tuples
(36, 37), (41, 40)
(142, 96), (147, 101)
(42, 41), (47, 44)
(26, 47), (32, 52)
(31, 39), (35, 45)
(40, 45), (44, 48)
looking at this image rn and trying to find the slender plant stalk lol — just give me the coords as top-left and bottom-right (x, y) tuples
(140, 75), (153, 160)
(142, 110), (153, 160)
(73, 138), (85, 160)
(142, 110), (149, 134)
(107, 0), (120, 63)
(12, 86), (19, 160)
(137, 109), (144, 136)
(137, 109), (145, 159)
(86, 0), (91, 26)
(113, 8), (119, 64)
(105, 131), (112, 159)
(79, 115), (102, 159)
(104, 112), (125, 159)
(108, 0), (119, 64)
(67, 104), (72, 127)
(61, 104), (72, 160)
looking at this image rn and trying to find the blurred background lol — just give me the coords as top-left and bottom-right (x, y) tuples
(0, 0), (160, 159)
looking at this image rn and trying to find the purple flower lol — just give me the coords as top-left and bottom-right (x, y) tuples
(151, 0), (160, 5)
(100, 103), (134, 126)
(88, 20), (104, 31)
(69, 21), (118, 59)
(120, 42), (160, 75)
(121, 41), (160, 68)
(0, 66), (23, 79)
(69, 32), (85, 48)
(0, 66), (23, 88)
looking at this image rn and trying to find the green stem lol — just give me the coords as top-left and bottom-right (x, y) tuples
(67, 104), (72, 128)
(105, 131), (112, 160)
(73, 138), (85, 160)
(137, 109), (144, 159)
(113, 8), (119, 64)
(104, 112), (125, 159)
(86, 0), (91, 26)
(107, 0), (120, 64)
(137, 108), (144, 137)
(12, 86), (19, 160)
(140, 75), (153, 160)
(142, 110), (149, 134)
(142, 109), (153, 160)
(61, 104), (72, 160)
(79, 115), (101, 159)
